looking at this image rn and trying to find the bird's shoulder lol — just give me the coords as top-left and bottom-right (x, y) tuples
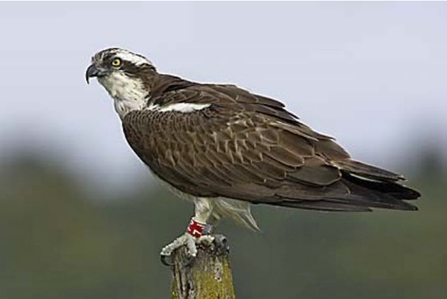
(140, 73), (302, 124)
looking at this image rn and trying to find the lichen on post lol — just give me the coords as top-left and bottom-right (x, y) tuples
(170, 241), (236, 299)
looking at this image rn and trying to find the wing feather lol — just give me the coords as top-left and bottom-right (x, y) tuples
(123, 78), (419, 212)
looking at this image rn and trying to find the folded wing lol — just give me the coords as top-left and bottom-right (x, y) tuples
(123, 80), (420, 212)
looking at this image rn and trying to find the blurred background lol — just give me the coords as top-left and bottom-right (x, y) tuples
(0, 2), (446, 299)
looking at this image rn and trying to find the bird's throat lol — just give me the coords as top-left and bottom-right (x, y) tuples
(98, 72), (148, 119)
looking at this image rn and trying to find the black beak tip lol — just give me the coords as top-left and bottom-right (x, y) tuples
(85, 64), (98, 85)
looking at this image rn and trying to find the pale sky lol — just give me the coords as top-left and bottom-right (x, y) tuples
(0, 2), (446, 196)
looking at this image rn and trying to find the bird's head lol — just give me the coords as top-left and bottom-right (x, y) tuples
(86, 47), (156, 118)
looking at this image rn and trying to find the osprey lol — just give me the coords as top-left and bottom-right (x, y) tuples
(86, 48), (420, 262)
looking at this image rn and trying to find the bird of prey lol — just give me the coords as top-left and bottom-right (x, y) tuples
(86, 47), (420, 262)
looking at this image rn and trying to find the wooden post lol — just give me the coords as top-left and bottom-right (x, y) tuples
(170, 241), (236, 299)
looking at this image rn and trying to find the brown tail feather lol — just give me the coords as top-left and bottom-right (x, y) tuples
(275, 173), (419, 212)
(336, 159), (404, 181)
(276, 200), (373, 212)
(343, 172), (420, 200)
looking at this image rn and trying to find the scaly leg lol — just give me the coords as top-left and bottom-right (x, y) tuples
(160, 198), (228, 266)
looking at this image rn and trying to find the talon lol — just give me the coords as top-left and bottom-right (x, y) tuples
(213, 234), (230, 256)
(160, 254), (174, 267)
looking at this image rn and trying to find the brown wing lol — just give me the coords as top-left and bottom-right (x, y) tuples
(123, 82), (419, 212)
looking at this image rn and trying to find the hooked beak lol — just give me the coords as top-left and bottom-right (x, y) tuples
(85, 64), (109, 84)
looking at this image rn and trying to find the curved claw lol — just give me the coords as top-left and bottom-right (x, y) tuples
(160, 254), (174, 267)
(161, 250), (196, 268)
(159, 233), (198, 266)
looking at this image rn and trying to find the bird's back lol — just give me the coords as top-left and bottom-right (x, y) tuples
(122, 74), (420, 213)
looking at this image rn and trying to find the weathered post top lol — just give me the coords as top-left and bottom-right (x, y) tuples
(170, 241), (236, 299)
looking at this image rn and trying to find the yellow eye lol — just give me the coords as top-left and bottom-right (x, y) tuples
(111, 58), (122, 67)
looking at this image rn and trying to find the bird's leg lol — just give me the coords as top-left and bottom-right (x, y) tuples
(160, 198), (213, 265)
(160, 198), (228, 266)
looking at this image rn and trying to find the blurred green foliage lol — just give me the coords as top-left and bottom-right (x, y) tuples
(0, 153), (445, 299)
